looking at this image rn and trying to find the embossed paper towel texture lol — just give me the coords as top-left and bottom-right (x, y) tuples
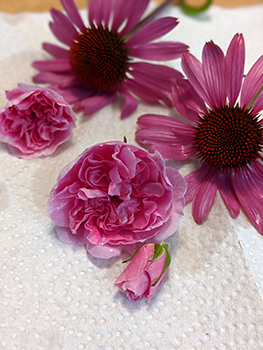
(0, 3), (263, 350)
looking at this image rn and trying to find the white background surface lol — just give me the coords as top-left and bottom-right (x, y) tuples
(0, 2), (263, 349)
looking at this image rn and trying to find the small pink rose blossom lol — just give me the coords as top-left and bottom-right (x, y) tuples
(114, 242), (171, 302)
(0, 83), (76, 159)
(47, 141), (186, 259)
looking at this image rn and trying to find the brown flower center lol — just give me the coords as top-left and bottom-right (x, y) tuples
(69, 25), (129, 93)
(194, 105), (263, 171)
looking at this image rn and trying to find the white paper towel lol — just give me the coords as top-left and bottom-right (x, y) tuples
(0, 3), (263, 349)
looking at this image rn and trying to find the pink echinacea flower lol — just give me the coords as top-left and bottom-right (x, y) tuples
(32, 0), (188, 119)
(114, 242), (171, 302)
(47, 141), (186, 258)
(0, 83), (76, 159)
(136, 33), (263, 234)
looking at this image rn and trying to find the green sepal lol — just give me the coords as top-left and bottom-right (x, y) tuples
(179, 0), (212, 16)
(151, 243), (171, 287)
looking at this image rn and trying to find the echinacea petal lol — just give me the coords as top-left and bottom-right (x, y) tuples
(73, 93), (116, 115)
(125, 79), (172, 107)
(181, 52), (212, 107)
(43, 43), (69, 59)
(218, 171), (240, 218)
(241, 55), (263, 108)
(33, 71), (75, 85)
(32, 59), (72, 73)
(50, 8), (78, 39)
(88, 0), (113, 27)
(61, 0), (85, 30)
(232, 167), (263, 235)
(225, 33), (245, 107)
(136, 114), (196, 160)
(126, 17), (179, 47)
(192, 168), (218, 224)
(129, 42), (188, 61)
(184, 164), (218, 222)
(202, 41), (226, 109)
(130, 62), (183, 94)
(49, 21), (74, 47)
(118, 87), (138, 119)
(252, 89), (263, 115)
(172, 78), (207, 123)
(119, 0), (150, 36)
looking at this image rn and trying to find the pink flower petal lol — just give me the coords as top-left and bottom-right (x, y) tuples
(192, 165), (218, 223)
(49, 21), (73, 47)
(50, 8), (78, 38)
(202, 41), (226, 109)
(88, 0), (113, 27)
(33, 59), (72, 73)
(125, 79), (172, 107)
(42, 43), (69, 59)
(136, 114), (196, 160)
(127, 17), (179, 47)
(129, 42), (188, 61)
(73, 93), (116, 115)
(181, 52), (212, 107)
(118, 87), (138, 119)
(251, 89), (263, 115)
(232, 167), (263, 235)
(225, 33), (245, 107)
(86, 241), (122, 259)
(218, 171), (240, 218)
(129, 62), (182, 95)
(172, 78), (207, 123)
(241, 55), (263, 108)
(61, 0), (85, 30)
(119, 0), (149, 36)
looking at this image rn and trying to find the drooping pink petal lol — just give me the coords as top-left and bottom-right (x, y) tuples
(49, 21), (74, 47)
(202, 41), (226, 109)
(191, 165), (219, 224)
(181, 52), (212, 107)
(232, 167), (263, 235)
(241, 55), (263, 108)
(119, 0), (149, 36)
(225, 33), (245, 107)
(88, 0), (113, 27)
(118, 87), (138, 119)
(61, 0), (85, 30)
(50, 8), (78, 40)
(129, 63), (182, 95)
(49, 84), (93, 104)
(43, 43), (69, 59)
(33, 71), (75, 85)
(125, 79), (172, 107)
(251, 89), (263, 115)
(129, 42), (188, 61)
(172, 78), (207, 123)
(126, 17), (179, 47)
(32, 59), (72, 73)
(73, 93), (116, 115)
(131, 61), (183, 87)
(218, 171), (240, 218)
(136, 114), (196, 160)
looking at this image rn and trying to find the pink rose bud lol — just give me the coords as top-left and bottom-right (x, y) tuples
(114, 242), (171, 302)
(0, 83), (76, 158)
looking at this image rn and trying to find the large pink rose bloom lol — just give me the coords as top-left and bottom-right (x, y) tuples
(0, 83), (76, 159)
(114, 242), (171, 302)
(47, 141), (186, 258)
